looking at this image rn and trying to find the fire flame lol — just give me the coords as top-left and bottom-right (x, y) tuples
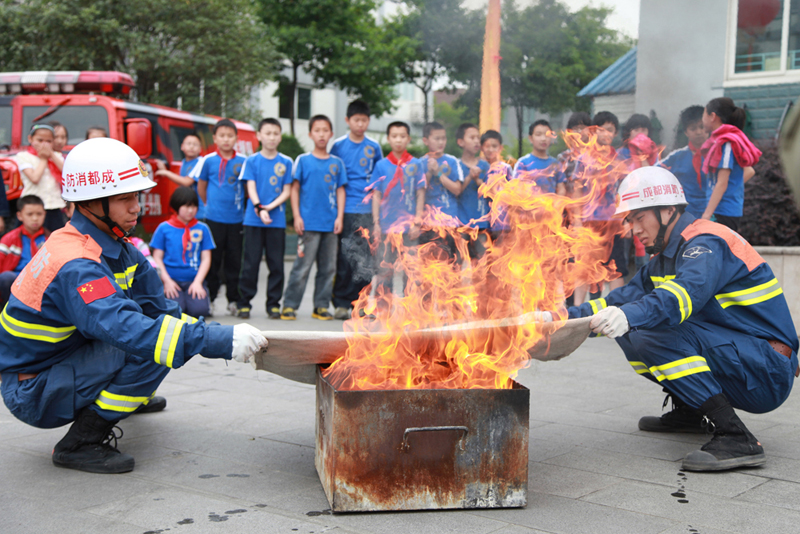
(323, 128), (635, 390)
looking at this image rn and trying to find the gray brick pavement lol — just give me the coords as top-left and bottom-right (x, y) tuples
(3, 261), (800, 533)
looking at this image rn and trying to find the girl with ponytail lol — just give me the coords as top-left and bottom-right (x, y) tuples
(699, 97), (760, 231)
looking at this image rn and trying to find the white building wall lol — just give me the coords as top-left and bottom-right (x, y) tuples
(636, 0), (727, 149)
(592, 94), (636, 124)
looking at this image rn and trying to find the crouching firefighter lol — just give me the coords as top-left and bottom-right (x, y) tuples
(0, 138), (268, 474)
(568, 166), (798, 471)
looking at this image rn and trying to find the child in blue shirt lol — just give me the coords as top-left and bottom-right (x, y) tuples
(194, 119), (246, 315)
(513, 119), (565, 195)
(282, 115), (347, 321)
(330, 100), (383, 319)
(701, 97), (758, 232)
(419, 121), (463, 261)
(456, 122), (491, 260)
(0, 195), (48, 305)
(659, 106), (709, 218)
(150, 186), (216, 318)
(237, 118), (293, 320)
(479, 130), (513, 235)
(155, 133), (206, 219)
(371, 121), (425, 296)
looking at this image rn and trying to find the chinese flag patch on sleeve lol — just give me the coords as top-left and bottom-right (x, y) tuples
(77, 277), (117, 304)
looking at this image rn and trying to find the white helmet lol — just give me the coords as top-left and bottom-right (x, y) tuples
(615, 166), (687, 216)
(62, 138), (156, 202)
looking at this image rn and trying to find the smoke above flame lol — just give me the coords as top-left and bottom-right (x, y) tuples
(323, 128), (640, 391)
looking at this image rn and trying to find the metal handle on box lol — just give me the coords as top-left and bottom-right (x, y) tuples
(401, 426), (469, 452)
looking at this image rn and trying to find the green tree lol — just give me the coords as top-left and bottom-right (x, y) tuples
(396, 0), (484, 125)
(500, 0), (631, 156)
(0, 0), (277, 120)
(257, 0), (411, 134)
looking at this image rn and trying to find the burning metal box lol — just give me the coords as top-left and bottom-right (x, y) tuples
(315, 366), (529, 512)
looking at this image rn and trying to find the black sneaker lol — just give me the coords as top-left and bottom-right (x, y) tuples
(281, 307), (297, 320)
(238, 307), (251, 319)
(268, 307), (281, 319)
(131, 396), (166, 415)
(52, 408), (134, 474)
(639, 392), (706, 433)
(682, 393), (766, 471)
(312, 308), (333, 320)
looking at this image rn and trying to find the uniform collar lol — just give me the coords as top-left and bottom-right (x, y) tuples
(70, 210), (124, 259)
(661, 211), (696, 259)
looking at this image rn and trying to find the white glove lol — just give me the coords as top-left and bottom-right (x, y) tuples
(231, 324), (268, 363)
(589, 306), (629, 339)
(537, 311), (553, 323)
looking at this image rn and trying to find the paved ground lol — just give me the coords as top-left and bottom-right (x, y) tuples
(4, 261), (800, 534)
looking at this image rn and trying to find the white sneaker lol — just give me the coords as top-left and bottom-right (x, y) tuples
(333, 307), (350, 320)
(207, 302), (215, 317)
(227, 302), (238, 316)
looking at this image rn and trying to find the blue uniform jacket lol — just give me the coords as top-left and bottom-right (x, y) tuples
(569, 212), (798, 351)
(0, 211), (233, 375)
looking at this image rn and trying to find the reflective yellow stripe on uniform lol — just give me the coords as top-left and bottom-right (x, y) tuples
(181, 313), (198, 324)
(154, 315), (187, 368)
(0, 306), (76, 343)
(114, 264), (138, 290)
(588, 298), (607, 315)
(649, 356), (710, 382)
(94, 390), (150, 413)
(715, 278), (783, 309)
(658, 280), (692, 323)
(650, 275), (676, 288)
(629, 361), (650, 375)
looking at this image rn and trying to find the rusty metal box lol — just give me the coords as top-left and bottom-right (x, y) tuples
(315, 367), (529, 512)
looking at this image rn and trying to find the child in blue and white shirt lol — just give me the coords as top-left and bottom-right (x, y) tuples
(193, 119), (246, 315)
(330, 100), (383, 318)
(150, 187), (216, 318)
(155, 133), (206, 219)
(282, 115), (347, 321)
(455, 123), (491, 260)
(513, 119), (565, 195)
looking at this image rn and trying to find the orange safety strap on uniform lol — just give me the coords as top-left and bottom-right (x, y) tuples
(10, 223), (103, 312)
(681, 219), (763, 272)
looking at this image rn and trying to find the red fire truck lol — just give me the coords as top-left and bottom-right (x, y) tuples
(0, 71), (257, 233)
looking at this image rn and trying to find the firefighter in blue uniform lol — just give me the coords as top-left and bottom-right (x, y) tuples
(0, 138), (268, 474)
(569, 166), (798, 471)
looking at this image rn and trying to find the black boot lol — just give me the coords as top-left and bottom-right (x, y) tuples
(638, 390), (705, 433)
(52, 407), (135, 474)
(131, 395), (166, 415)
(682, 393), (765, 472)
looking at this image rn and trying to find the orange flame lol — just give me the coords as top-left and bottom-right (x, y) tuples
(324, 129), (632, 390)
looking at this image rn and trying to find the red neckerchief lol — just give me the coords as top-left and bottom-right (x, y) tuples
(384, 151), (413, 199)
(21, 226), (45, 258)
(166, 215), (198, 264)
(688, 141), (704, 187)
(216, 151), (236, 187)
(26, 146), (62, 190)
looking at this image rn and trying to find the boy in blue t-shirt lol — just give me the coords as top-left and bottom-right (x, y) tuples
(330, 100), (383, 319)
(371, 121), (425, 296)
(659, 106), (709, 218)
(237, 118), (293, 320)
(155, 133), (206, 219)
(0, 195), (48, 305)
(150, 187), (216, 318)
(419, 121), (464, 260)
(455, 122), (491, 260)
(282, 115), (347, 321)
(194, 119), (247, 315)
(513, 119), (565, 195)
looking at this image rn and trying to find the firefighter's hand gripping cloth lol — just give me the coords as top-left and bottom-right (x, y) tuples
(0, 214), (233, 376)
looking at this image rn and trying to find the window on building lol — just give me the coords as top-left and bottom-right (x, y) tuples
(278, 82), (292, 119)
(732, 0), (800, 74)
(297, 88), (311, 120)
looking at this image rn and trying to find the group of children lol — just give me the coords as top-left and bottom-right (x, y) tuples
(4, 96), (758, 322)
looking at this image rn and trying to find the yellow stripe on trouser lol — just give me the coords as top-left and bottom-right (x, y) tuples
(94, 390), (150, 413)
(0, 305), (76, 343)
(154, 315), (187, 368)
(589, 298), (607, 315)
(649, 356), (710, 382)
(715, 278), (783, 309)
(658, 281), (692, 323)
(629, 361), (650, 375)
